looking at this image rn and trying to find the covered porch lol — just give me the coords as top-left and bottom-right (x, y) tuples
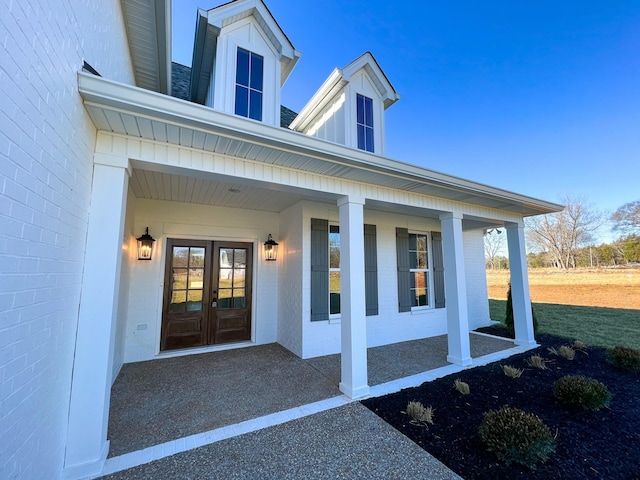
(106, 332), (518, 460)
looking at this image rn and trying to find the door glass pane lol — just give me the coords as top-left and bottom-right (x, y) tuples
(233, 269), (245, 288)
(218, 288), (232, 309)
(234, 249), (247, 267)
(190, 248), (205, 267)
(219, 268), (233, 289)
(220, 249), (233, 267)
(186, 290), (202, 311)
(170, 290), (186, 313)
(233, 290), (245, 308)
(172, 268), (188, 289)
(188, 268), (204, 289)
(173, 247), (189, 267)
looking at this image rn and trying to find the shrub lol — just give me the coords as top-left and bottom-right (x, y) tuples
(479, 406), (555, 469)
(558, 345), (576, 360)
(548, 345), (575, 360)
(573, 340), (587, 350)
(607, 345), (640, 373)
(526, 354), (548, 370)
(504, 283), (538, 336)
(403, 401), (434, 426)
(454, 379), (470, 395)
(502, 365), (524, 378)
(553, 375), (611, 411)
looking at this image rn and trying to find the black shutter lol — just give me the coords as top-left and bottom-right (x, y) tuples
(310, 219), (329, 321)
(396, 228), (412, 312)
(432, 231), (445, 308)
(364, 224), (378, 316)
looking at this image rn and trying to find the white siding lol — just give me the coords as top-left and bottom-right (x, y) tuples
(0, 1), (134, 478)
(210, 18), (281, 127)
(121, 198), (280, 363)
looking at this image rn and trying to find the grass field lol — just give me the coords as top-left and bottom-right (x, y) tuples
(487, 268), (640, 349)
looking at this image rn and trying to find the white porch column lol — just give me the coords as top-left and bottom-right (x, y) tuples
(337, 195), (370, 399)
(440, 212), (472, 366)
(64, 154), (130, 479)
(505, 221), (536, 347)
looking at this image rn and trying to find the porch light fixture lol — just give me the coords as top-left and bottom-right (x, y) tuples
(136, 227), (155, 260)
(263, 234), (279, 261)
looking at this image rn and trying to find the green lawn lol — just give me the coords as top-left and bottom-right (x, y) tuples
(489, 299), (640, 350)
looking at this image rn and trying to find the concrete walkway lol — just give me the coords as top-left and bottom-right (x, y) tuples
(99, 332), (530, 478)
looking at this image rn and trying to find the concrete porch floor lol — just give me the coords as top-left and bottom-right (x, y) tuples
(107, 332), (515, 459)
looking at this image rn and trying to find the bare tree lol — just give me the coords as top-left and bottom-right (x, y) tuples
(525, 195), (604, 270)
(611, 200), (640, 235)
(484, 228), (505, 269)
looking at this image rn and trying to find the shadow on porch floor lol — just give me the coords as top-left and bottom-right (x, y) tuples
(107, 332), (514, 457)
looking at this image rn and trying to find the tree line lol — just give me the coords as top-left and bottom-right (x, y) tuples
(485, 197), (640, 270)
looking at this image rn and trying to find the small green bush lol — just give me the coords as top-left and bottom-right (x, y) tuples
(607, 345), (640, 373)
(502, 365), (523, 378)
(403, 401), (434, 426)
(526, 354), (548, 370)
(553, 375), (611, 411)
(454, 379), (470, 395)
(479, 406), (555, 469)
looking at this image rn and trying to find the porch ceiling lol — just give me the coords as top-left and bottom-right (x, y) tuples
(79, 73), (563, 217)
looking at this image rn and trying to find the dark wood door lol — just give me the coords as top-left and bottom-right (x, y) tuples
(210, 242), (252, 343)
(161, 240), (252, 351)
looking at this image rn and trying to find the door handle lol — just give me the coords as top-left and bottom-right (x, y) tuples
(211, 298), (217, 307)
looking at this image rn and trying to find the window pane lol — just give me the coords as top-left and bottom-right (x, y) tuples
(364, 96), (373, 127)
(235, 85), (249, 117)
(250, 53), (263, 91)
(236, 48), (250, 86)
(189, 247), (205, 267)
(187, 268), (204, 289)
(357, 124), (365, 150)
(330, 293), (340, 315)
(356, 95), (364, 124)
(186, 290), (202, 311)
(170, 290), (186, 313)
(411, 272), (429, 307)
(249, 90), (262, 120)
(173, 247), (189, 267)
(365, 127), (374, 152)
(233, 290), (245, 308)
(329, 226), (340, 268)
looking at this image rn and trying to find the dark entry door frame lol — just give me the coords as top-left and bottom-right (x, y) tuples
(161, 238), (254, 352)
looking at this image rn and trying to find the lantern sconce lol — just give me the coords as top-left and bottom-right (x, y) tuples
(263, 234), (279, 262)
(136, 227), (155, 260)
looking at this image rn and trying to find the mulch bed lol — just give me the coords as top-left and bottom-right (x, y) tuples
(361, 328), (640, 479)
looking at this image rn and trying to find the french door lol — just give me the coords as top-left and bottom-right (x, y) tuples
(161, 239), (253, 351)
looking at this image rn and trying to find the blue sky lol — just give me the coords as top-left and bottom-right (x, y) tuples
(172, 1), (639, 238)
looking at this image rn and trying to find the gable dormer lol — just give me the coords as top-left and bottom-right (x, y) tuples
(289, 52), (400, 155)
(189, 0), (301, 127)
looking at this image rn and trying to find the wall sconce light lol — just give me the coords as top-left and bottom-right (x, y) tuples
(136, 227), (155, 260)
(263, 234), (279, 261)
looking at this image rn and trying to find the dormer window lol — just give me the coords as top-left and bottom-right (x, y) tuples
(356, 94), (374, 152)
(235, 48), (264, 121)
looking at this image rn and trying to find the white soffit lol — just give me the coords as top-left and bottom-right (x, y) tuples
(78, 72), (563, 217)
(121, 0), (172, 94)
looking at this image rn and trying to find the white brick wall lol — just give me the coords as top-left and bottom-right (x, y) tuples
(464, 229), (491, 329)
(0, 1), (134, 478)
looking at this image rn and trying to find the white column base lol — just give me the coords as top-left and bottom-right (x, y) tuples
(447, 355), (473, 367)
(514, 339), (538, 348)
(339, 382), (371, 399)
(62, 441), (109, 480)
